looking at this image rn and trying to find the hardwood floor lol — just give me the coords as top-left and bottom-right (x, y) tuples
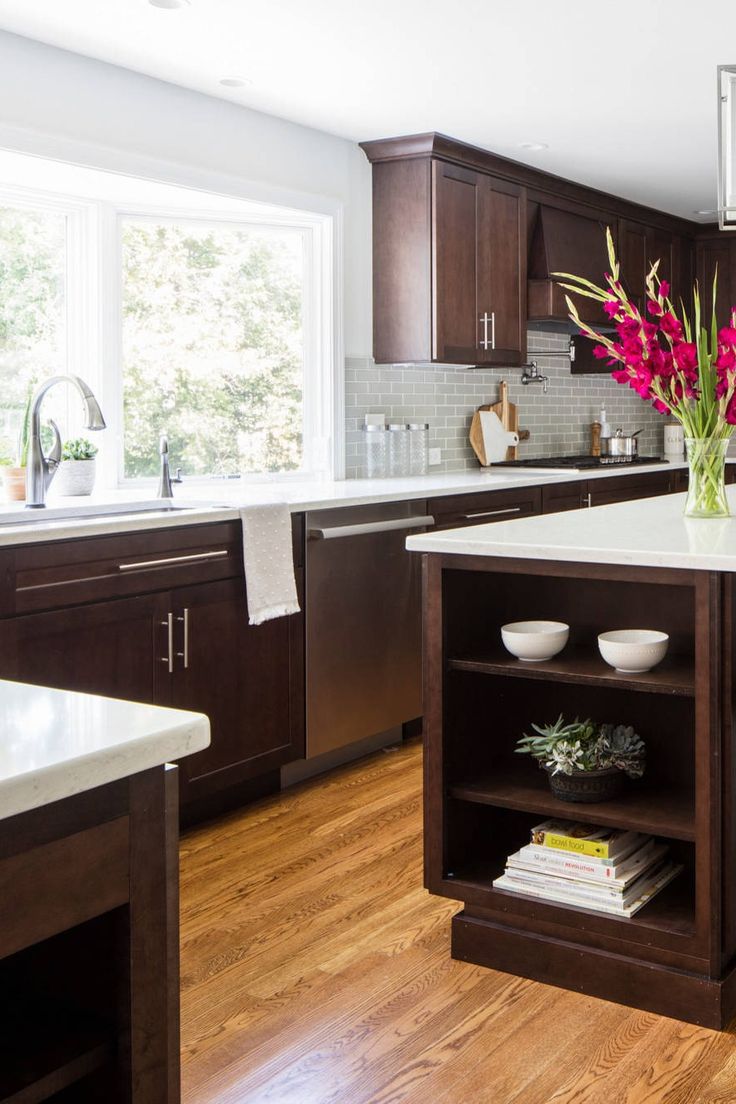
(179, 738), (736, 1103)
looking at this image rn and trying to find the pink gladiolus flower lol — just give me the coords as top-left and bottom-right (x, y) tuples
(718, 325), (736, 346)
(659, 312), (683, 340)
(674, 342), (698, 373)
(716, 346), (736, 372)
(726, 394), (736, 425)
(647, 299), (663, 317)
(659, 280), (670, 299)
(602, 299), (620, 319)
(593, 344), (609, 359)
(653, 398), (671, 414)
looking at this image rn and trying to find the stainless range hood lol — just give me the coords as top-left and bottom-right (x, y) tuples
(527, 205), (611, 329)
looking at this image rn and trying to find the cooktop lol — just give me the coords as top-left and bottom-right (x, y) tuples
(491, 455), (665, 471)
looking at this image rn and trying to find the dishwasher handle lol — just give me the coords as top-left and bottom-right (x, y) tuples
(308, 515), (435, 540)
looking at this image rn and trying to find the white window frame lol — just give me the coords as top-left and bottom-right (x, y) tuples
(0, 157), (342, 487)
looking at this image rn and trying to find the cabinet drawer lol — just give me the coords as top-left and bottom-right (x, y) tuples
(10, 522), (244, 614)
(429, 487), (541, 530)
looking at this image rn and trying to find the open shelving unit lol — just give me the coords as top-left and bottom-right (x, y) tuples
(421, 552), (736, 1027)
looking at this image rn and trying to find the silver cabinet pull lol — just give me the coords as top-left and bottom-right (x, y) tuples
(176, 608), (190, 669)
(479, 313), (489, 350)
(308, 515), (435, 540)
(159, 613), (174, 673)
(479, 312), (496, 351)
(582, 492), (593, 508)
(461, 506), (522, 520)
(119, 549), (229, 572)
(490, 310), (496, 350)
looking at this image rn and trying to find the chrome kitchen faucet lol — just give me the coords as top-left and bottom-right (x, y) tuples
(26, 375), (106, 508)
(158, 435), (183, 498)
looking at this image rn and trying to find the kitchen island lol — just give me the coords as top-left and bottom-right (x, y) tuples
(407, 489), (736, 1028)
(0, 680), (209, 1101)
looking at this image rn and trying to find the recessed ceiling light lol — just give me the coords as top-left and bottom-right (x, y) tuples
(219, 76), (252, 88)
(519, 142), (548, 151)
(149, 0), (190, 9)
(695, 208), (716, 215)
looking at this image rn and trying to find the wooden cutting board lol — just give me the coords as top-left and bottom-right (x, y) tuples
(469, 381), (519, 466)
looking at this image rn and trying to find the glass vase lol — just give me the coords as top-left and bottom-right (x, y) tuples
(684, 437), (730, 518)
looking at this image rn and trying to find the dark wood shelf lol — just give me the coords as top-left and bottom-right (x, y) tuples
(0, 1007), (112, 1104)
(448, 859), (695, 938)
(448, 764), (695, 841)
(448, 648), (695, 697)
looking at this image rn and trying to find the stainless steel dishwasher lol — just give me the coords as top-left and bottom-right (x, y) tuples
(305, 499), (433, 758)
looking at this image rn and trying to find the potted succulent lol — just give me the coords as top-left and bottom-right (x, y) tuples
(2, 394), (32, 502)
(516, 714), (646, 803)
(54, 437), (99, 497)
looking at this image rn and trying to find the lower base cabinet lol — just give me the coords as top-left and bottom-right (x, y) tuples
(0, 523), (305, 820)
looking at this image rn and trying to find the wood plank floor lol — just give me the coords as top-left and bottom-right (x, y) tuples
(179, 738), (736, 1103)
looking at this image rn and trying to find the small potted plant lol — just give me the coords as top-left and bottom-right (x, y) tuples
(2, 394), (31, 502)
(515, 714), (646, 803)
(54, 437), (99, 497)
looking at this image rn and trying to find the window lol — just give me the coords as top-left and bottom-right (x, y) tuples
(0, 200), (68, 460)
(0, 151), (338, 485)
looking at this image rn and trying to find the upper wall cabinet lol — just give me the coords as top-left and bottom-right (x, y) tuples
(695, 234), (736, 327)
(433, 162), (526, 366)
(617, 220), (692, 313)
(362, 133), (700, 368)
(364, 144), (525, 366)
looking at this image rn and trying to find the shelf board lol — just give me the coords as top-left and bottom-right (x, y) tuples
(0, 1006), (112, 1104)
(449, 859), (695, 938)
(448, 648), (695, 697)
(449, 765), (695, 841)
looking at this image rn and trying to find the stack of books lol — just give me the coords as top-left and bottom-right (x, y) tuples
(492, 819), (682, 918)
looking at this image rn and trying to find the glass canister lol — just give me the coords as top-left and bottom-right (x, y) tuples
(408, 423), (429, 476)
(362, 424), (387, 478)
(387, 423), (410, 477)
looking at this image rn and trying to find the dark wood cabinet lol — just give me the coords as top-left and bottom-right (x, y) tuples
(542, 470), (674, 514)
(618, 219), (673, 309)
(0, 521), (305, 817)
(365, 149), (526, 367)
(433, 163), (525, 366)
(696, 234), (736, 328)
(1, 595), (166, 706)
(172, 576), (304, 805)
(429, 486), (541, 530)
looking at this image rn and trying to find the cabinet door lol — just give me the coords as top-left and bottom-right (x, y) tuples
(618, 220), (674, 310)
(432, 161), (486, 364)
(696, 237), (736, 328)
(432, 162), (525, 366)
(541, 481), (589, 514)
(0, 595), (166, 703)
(171, 578), (304, 804)
(478, 177), (526, 365)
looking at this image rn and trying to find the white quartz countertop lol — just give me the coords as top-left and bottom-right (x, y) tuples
(0, 679), (210, 820)
(0, 461), (691, 547)
(407, 486), (736, 573)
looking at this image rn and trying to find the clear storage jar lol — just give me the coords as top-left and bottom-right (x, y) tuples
(362, 424), (387, 478)
(387, 423), (410, 477)
(408, 423), (429, 476)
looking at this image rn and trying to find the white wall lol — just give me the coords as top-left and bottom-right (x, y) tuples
(0, 30), (372, 357)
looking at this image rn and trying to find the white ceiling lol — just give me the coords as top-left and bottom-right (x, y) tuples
(0, 0), (730, 221)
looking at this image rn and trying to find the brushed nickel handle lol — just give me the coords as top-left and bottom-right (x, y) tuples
(159, 613), (174, 673)
(461, 506), (522, 520)
(582, 492), (593, 508)
(119, 550), (229, 572)
(176, 608), (189, 669)
(308, 515), (435, 540)
(490, 310), (496, 350)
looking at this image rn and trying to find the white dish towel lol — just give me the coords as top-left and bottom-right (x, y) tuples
(239, 503), (301, 625)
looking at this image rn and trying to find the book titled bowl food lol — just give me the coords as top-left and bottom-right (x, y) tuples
(492, 819), (682, 918)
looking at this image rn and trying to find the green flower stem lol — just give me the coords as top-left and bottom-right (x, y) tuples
(685, 438), (730, 518)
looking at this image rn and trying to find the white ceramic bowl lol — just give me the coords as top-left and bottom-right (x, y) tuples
(598, 629), (669, 673)
(500, 621), (569, 662)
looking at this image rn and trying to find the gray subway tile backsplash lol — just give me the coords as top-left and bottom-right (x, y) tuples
(344, 328), (665, 477)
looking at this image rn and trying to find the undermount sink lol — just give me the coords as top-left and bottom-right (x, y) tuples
(0, 500), (219, 528)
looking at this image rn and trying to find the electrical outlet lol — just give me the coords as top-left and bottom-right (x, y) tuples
(428, 447), (442, 466)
